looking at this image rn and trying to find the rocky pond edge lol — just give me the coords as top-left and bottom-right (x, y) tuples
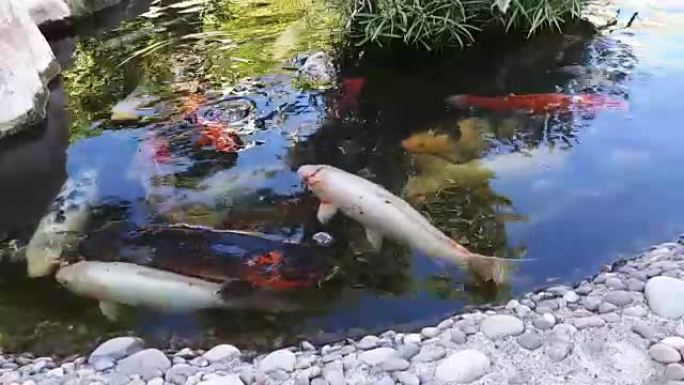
(5, 239), (684, 385)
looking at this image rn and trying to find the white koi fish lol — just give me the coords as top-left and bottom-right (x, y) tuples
(297, 164), (516, 284)
(26, 168), (99, 277)
(56, 261), (298, 321)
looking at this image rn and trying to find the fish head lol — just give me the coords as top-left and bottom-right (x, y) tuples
(55, 262), (89, 294)
(297, 164), (329, 195)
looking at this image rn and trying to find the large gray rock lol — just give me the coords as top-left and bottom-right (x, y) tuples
(202, 345), (240, 363)
(22, 0), (127, 25)
(649, 343), (681, 363)
(115, 349), (171, 380)
(0, 0), (60, 138)
(89, 337), (144, 367)
(480, 315), (524, 339)
(23, 0), (70, 25)
(435, 350), (490, 384)
(645, 276), (684, 318)
(259, 350), (296, 373)
(358, 348), (397, 366)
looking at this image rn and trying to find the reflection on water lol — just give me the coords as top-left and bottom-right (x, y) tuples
(1, 0), (684, 355)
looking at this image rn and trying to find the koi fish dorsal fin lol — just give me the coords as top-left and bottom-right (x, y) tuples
(317, 202), (338, 224)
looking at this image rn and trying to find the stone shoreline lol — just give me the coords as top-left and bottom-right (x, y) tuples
(4, 240), (684, 385)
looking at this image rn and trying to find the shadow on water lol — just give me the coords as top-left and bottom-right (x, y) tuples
(1, 0), (682, 355)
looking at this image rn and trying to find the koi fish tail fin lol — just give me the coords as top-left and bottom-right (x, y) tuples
(465, 253), (515, 285)
(445, 95), (468, 108)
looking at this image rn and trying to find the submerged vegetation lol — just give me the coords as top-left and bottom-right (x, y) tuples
(346, 0), (585, 50)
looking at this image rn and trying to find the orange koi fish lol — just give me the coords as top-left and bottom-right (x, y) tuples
(446, 93), (628, 114)
(196, 122), (244, 153)
(180, 94), (207, 117)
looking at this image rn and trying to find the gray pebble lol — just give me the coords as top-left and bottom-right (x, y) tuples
(572, 316), (606, 329)
(537, 300), (560, 311)
(270, 369), (291, 381)
(551, 324), (577, 342)
(116, 349), (171, 381)
(356, 336), (379, 350)
(321, 353), (342, 364)
(668, 363), (684, 380)
(598, 302), (618, 314)
(174, 348), (195, 358)
(594, 274), (608, 284)
(646, 267), (662, 277)
(517, 332), (543, 350)
(617, 265), (637, 275)
(508, 370), (532, 385)
(626, 278), (645, 292)
(675, 324), (684, 338)
(397, 344), (420, 360)
(165, 364), (197, 385)
(632, 322), (656, 340)
(605, 277), (625, 289)
(359, 348), (398, 366)
(295, 373), (310, 385)
(322, 368), (344, 385)
(575, 283), (593, 296)
(450, 329), (466, 344)
(412, 345), (446, 363)
(239, 368), (255, 385)
(376, 375), (394, 385)
(189, 357), (209, 367)
(563, 291), (580, 303)
(381, 358), (410, 372)
(394, 371), (419, 385)
(339, 345), (355, 356)
(311, 378), (329, 385)
(581, 297), (602, 311)
(296, 354), (317, 370)
(342, 354), (358, 371)
(545, 338), (573, 362)
(604, 290), (633, 306)
(601, 313), (621, 323)
(260, 349), (296, 372)
(301, 342), (316, 352)
(649, 343), (681, 363)
(421, 327), (440, 338)
(520, 299), (536, 309)
(437, 319), (454, 330)
(454, 320), (479, 335)
(532, 315), (554, 330)
(624, 306), (649, 317)
(480, 315), (524, 339)
(92, 359), (114, 371)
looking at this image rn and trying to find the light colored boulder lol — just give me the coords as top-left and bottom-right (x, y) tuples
(22, 0), (70, 25)
(0, 0), (60, 138)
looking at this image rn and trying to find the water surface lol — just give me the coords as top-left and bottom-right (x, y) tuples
(0, 0), (683, 355)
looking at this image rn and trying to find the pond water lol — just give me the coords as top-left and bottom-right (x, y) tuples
(1, 0), (684, 355)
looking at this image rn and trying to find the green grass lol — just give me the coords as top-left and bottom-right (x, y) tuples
(346, 0), (585, 50)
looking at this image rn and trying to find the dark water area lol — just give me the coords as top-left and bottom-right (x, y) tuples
(0, 0), (683, 355)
